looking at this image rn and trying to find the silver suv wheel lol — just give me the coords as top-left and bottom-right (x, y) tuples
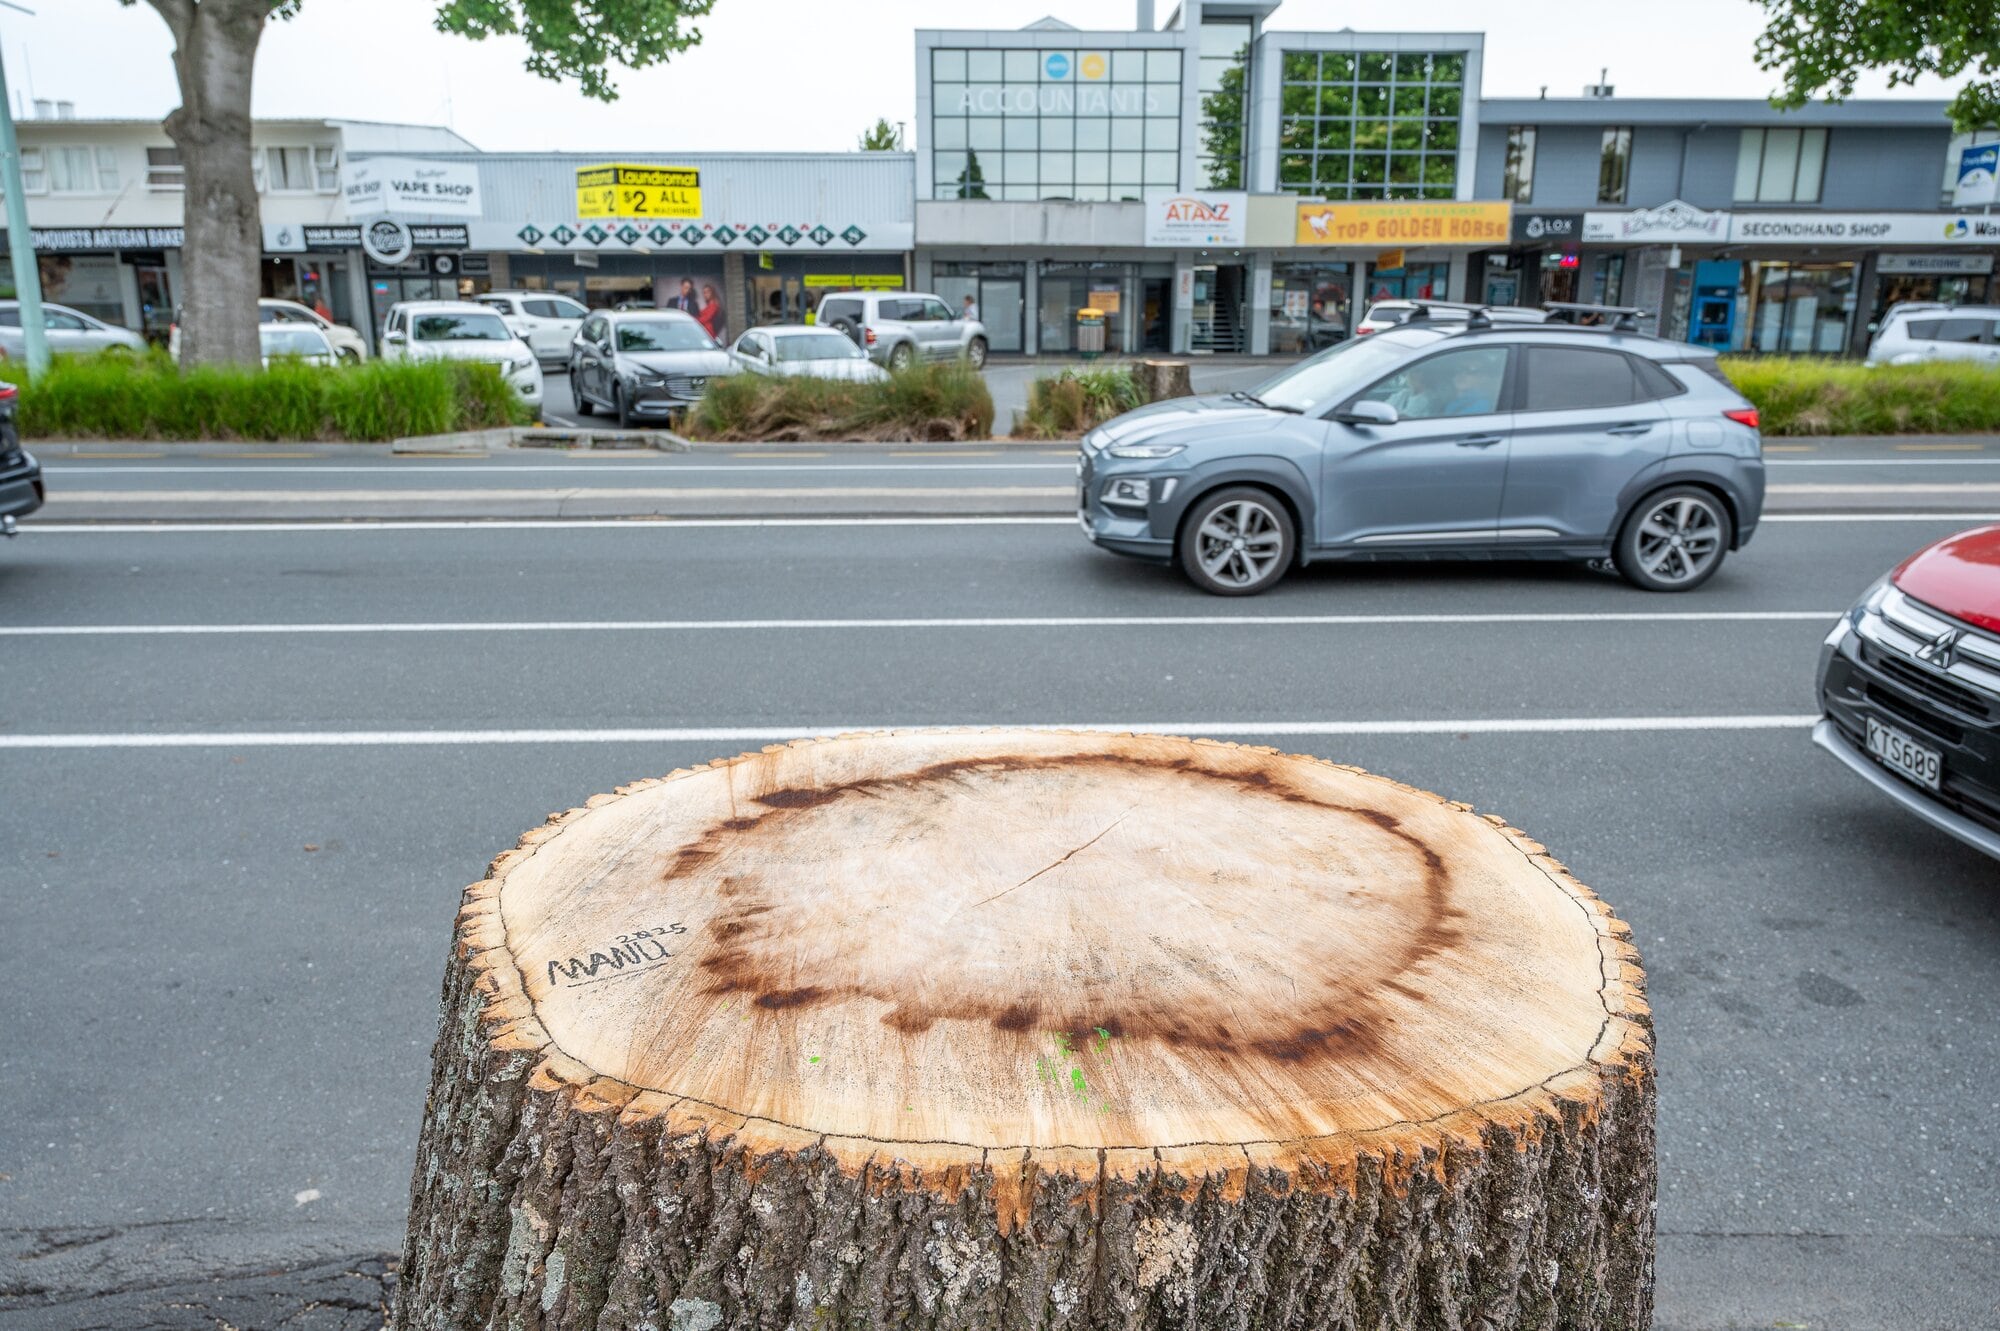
(1179, 488), (1294, 596)
(1615, 487), (1731, 592)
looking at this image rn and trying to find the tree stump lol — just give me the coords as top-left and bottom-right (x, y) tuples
(1137, 360), (1193, 402)
(397, 731), (1653, 1331)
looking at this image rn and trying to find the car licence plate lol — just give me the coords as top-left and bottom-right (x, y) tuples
(1866, 717), (1941, 791)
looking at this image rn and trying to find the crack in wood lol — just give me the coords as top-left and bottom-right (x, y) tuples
(969, 804), (1136, 910)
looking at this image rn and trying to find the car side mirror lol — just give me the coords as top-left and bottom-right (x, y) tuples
(1336, 400), (1398, 426)
(384, 331), (406, 345)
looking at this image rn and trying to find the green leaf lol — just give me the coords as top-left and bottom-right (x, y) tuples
(1753, 0), (2000, 131)
(433, 0), (718, 102)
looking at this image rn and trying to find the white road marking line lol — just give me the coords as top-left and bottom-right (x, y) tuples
(1768, 483), (2000, 494)
(1762, 512), (2000, 523)
(44, 462), (1077, 474)
(21, 517), (1082, 532)
(0, 611), (1844, 638)
(0, 716), (1824, 749)
(22, 513), (1994, 534)
(44, 486), (1075, 502)
(1768, 458), (2000, 467)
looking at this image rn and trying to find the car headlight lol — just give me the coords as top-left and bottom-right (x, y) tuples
(509, 355), (535, 374)
(1102, 477), (1153, 509)
(633, 368), (666, 384)
(1106, 442), (1186, 459)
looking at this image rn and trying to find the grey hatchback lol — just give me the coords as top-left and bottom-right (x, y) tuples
(1079, 305), (1764, 595)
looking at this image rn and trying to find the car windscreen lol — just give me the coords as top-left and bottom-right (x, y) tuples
(1252, 333), (1447, 414)
(617, 320), (715, 352)
(412, 312), (512, 342)
(262, 327), (329, 355)
(773, 332), (864, 362)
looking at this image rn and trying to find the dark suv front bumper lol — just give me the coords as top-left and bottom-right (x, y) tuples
(1076, 447), (1176, 563)
(1816, 588), (2000, 858)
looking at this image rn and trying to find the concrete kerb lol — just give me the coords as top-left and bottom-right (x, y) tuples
(391, 425), (690, 455)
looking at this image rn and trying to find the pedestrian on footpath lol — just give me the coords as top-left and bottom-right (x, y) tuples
(961, 294), (979, 323)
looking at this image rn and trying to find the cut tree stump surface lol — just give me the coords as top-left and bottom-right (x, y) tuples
(400, 731), (1654, 1330)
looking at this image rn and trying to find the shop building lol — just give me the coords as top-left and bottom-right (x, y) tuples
(0, 113), (474, 344)
(1469, 97), (1999, 355)
(345, 150), (915, 346)
(912, 3), (1490, 355)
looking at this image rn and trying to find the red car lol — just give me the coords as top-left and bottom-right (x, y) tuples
(1816, 525), (2000, 856)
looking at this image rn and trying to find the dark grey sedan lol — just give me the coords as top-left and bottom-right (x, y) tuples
(568, 309), (741, 428)
(1079, 307), (1766, 595)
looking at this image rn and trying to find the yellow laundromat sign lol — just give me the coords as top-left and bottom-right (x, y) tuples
(575, 164), (702, 220)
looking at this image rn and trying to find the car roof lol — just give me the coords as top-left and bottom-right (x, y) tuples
(756, 324), (841, 336)
(607, 307), (697, 322)
(1883, 303), (2000, 319)
(397, 300), (502, 314)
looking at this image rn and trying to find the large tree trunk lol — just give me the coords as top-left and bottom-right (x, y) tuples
(396, 731), (1655, 1331)
(152, 0), (268, 367)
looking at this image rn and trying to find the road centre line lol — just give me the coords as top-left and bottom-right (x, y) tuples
(0, 610), (1844, 638)
(42, 486), (1077, 503)
(24, 512), (1997, 532)
(41, 458), (2000, 474)
(0, 715), (1823, 749)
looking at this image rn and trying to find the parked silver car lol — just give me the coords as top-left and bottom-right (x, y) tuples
(1078, 303), (1766, 596)
(478, 290), (589, 366)
(732, 325), (888, 382)
(1864, 303), (2000, 366)
(0, 300), (147, 358)
(814, 291), (989, 370)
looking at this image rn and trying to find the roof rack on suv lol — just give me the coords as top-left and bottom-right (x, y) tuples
(1400, 299), (1498, 329)
(1542, 301), (1653, 332)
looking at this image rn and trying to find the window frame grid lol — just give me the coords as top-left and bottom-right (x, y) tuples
(1275, 48), (1467, 201)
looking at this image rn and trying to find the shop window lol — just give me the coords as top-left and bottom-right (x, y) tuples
(1501, 126), (1535, 203)
(146, 147), (184, 191)
(1746, 260), (1855, 354)
(266, 147), (319, 194)
(1733, 127), (1826, 203)
(1269, 263), (1353, 354)
(1276, 47), (1467, 200)
(1597, 127), (1633, 205)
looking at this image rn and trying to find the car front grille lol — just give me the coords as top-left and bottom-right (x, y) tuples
(665, 375), (709, 398)
(1860, 642), (1991, 719)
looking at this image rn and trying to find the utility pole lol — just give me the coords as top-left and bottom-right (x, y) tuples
(0, 1), (47, 378)
(0, 5), (46, 378)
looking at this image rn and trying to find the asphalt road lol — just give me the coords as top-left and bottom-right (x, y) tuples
(33, 435), (2000, 522)
(3, 507), (1998, 1328)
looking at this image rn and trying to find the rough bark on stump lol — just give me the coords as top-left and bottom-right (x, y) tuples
(1138, 360), (1193, 402)
(396, 731), (1653, 1331)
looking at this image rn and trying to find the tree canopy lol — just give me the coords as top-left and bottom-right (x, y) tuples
(858, 118), (906, 151)
(1754, 0), (2000, 130)
(435, 0), (716, 102)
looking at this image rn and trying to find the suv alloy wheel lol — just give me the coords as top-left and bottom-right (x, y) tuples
(1614, 487), (1732, 592)
(966, 336), (988, 369)
(571, 362), (593, 415)
(889, 343), (917, 371)
(1179, 488), (1295, 596)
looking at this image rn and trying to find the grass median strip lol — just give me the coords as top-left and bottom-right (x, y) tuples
(0, 716), (1825, 748)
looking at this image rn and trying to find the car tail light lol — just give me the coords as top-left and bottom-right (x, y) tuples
(1723, 407), (1759, 428)
(0, 383), (15, 399)
(864, 326), (876, 345)
(1355, 326), (1372, 335)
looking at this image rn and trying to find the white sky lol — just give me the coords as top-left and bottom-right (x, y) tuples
(5, 0), (1960, 151)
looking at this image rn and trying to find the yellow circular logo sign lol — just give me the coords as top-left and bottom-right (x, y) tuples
(1080, 53), (1107, 79)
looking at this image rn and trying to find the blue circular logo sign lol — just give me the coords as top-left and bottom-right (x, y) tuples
(1045, 52), (1070, 79)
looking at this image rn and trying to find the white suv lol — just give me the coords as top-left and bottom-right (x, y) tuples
(478, 290), (589, 366)
(381, 300), (542, 408)
(813, 291), (988, 370)
(1865, 304), (2000, 366)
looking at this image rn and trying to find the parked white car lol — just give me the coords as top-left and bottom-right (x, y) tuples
(1865, 303), (2000, 365)
(260, 324), (339, 366)
(167, 299), (368, 362)
(478, 290), (589, 366)
(732, 325), (889, 382)
(381, 300), (542, 408)
(0, 300), (147, 358)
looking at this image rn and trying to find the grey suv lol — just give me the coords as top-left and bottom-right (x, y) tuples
(815, 291), (989, 370)
(1078, 304), (1765, 595)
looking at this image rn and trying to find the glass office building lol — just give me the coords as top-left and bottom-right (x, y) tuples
(1275, 50), (1466, 200)
(927, 47), (1184, 202)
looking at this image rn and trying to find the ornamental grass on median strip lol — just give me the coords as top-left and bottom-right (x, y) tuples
(1011, 366), (1149, 439)
(0, 351), (532, 442)
(1718, 356), (2000, 437)
(686, 362), (994, 442)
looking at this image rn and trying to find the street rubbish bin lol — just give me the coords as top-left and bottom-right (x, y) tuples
(1076, 308), (1106, 359)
